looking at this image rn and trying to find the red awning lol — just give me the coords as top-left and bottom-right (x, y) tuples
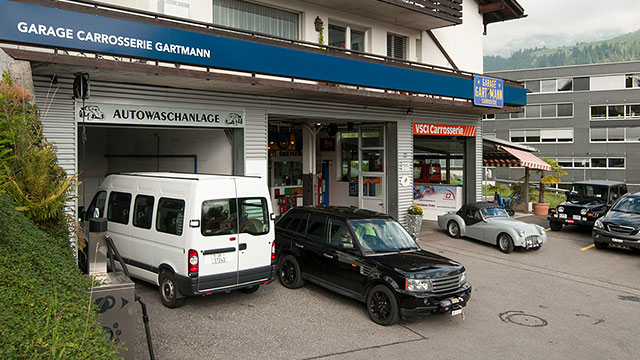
(497, 145), (551, 170)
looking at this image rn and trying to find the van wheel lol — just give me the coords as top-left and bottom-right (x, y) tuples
(366, 285), (400, 326)
(497, 233), (514, 253)
(278, 255), (305, 289)
(240, 285), (260, 294)
(159, 271), (185, 308)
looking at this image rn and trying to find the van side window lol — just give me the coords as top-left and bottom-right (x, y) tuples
(133, 195), (155, 229)
(239, 198), (269, 235)
(107, 192), (132, 225)
(87, 191), (107, 219)
(202, 199), (237, 236)
(157, 198), (185, 236)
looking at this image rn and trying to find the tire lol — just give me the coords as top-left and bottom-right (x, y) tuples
(497, 233), (514, 253)
(507, 208), (515, 217)
(278, 254), (305, 289)
(159, 270), (185, 308)
(240, 285), (260, 294)
(593, 241), (607, 249)
(447, 221), (461, 238)
(550, 221), (563, 231)
(366, 285), (400, 326)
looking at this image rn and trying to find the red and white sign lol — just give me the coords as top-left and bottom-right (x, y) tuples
(413, 123), (477, 137)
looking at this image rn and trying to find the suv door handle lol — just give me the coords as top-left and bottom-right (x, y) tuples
(239, 243), (247, 251)
(323, 253), (335, 259)
(294, 242), (304, 249)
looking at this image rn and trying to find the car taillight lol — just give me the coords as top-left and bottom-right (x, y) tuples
(271, 241), (276, 261)
(188, 249), (198, 274)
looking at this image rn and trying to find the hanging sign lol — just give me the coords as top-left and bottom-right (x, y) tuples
(75, 99), (244, 128)
(474, 75), (504, 108)
(413, 123), (476, 137)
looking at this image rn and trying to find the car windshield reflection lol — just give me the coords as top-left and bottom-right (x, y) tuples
(611, 197), (640, 214)
(349, 219), (418, 255)
(480, 207), (509, 218)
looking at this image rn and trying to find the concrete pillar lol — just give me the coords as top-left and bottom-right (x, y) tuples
(0, 48), (35, 103)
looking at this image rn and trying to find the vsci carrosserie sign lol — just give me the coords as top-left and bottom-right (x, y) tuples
(75, 99), (244, 128)
(413, 123), (477, 137)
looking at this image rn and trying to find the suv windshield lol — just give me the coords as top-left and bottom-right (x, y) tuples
(350, 219), (418, 255)
(611, 196), (640, 214)
(569, 184), (608, 201)
(480, 207), (509, 218)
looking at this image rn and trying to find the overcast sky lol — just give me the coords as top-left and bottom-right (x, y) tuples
(483, 0), (640, 56)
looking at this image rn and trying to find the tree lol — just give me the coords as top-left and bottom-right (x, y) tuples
(535, 158), (567, 204)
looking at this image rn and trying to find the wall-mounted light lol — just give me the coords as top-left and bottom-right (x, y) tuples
(406, 108), (414, 115)
(314, 16), (324, 32)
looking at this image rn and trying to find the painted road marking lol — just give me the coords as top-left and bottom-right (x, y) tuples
(581, 244), (595, 251)
(545, 228), (550, 232)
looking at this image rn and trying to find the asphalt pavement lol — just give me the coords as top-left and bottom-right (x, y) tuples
(131, 216), (640, 360)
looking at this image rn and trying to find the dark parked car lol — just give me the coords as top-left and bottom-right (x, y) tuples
(548, 181), (627, 231)
(275, 206), (471, 326)
(593, 192), (640, 252)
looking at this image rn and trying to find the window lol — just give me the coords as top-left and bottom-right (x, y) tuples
(511, 111), (524, 119)
(482, 114), (496, 120)
(591, 104), (640, 120)
(387, 33), (406, 60)
(239, 198), (269, 235)
(340, 132), (358, 181)
(163, 0), (190, 19)
(212, 0), (299, 39)
(541, 79), (556, 92)
(202, 199), (237, 236)
(627, 104), (640, 118)
(609, 158), (625, 168)
(87, 191), (107, 219)
(590, 128), (607, 142)
(107, 192), (131, 225)
(361, 151), (383, 172)
(591, 106), (607, 119)
(133, 195), (154, 229)
(557, 103), (573, 117)
(557, 159), (573, 168)
(362, 177), (383, 197)
(626, 74), (640, 88)
(608, 128), (625, 141)
(351, 29), (365, 51)
(590, 75), (626, 90)
(286, 211), (308, 234)
(626, 127), (640, 141)
(525, 80), (540, 93)
(525, 130), (540, 143)
(609, 105), (624, 118)
(574, 159), (589, 168)
(557, 78), (573, 91)
(591, 158), (607, 168)
(305, 214), (327, 243)
(525, 105), (540, 118)
(510, 130), (525, 143)
(540, 104), (556, 118)
(156, 198), (185, 236)
(496, 113), (509, 120)
(328, 219), (354, 248)
(512, 129), (573, 143)
(573, 77), (590, 91)
(329, 24), (346, 48)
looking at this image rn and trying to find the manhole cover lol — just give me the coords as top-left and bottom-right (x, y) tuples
(499, 311), (548, 327)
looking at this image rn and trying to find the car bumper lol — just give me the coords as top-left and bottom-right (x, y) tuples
(548, 214), (597, 227)
(593, 229), (640, 250)
(397, 282), (472, 318)
(175, 264), (276, 296)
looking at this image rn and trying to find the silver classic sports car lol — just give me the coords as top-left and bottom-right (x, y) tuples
(437, 202), (547, 253)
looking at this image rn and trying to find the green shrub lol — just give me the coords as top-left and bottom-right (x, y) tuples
(0, 194), (119, 359)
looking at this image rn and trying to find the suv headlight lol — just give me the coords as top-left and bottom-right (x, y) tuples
(594, 219), (604, 229)
(460, 272), (466, 284)
(580, 209), (588, 216)
(558, 206), (564, 213)
(406, 279), (431, 292)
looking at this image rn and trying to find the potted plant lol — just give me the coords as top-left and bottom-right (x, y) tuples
(532, 158), (567, 215)
(406, 205), (424, 239)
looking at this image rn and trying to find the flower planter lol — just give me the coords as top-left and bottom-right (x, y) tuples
(406, 214), (423, 239)
(533, 202), (549, 216)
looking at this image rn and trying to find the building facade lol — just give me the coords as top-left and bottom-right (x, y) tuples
(0, 0), (525, 240)
(486, 62), (640, 191)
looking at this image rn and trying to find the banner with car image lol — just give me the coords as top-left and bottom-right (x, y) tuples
(414, 184), (463, 220)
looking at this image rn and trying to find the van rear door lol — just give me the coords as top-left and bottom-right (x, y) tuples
(235, 178), (274, 286)
(196, 179), (240, 292)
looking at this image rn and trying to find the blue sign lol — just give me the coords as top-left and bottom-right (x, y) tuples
(349, 182), (358, 197)
(474, 75), (504, 108)
(0, 0), (526, 106)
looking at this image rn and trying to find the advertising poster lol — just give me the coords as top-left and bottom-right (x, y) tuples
(413, 184), (463, 220)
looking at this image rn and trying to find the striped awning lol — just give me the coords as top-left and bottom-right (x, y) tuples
(496, 145), (551, 170)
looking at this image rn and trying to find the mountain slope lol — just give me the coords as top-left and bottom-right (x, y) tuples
(485, 30), (640, 71)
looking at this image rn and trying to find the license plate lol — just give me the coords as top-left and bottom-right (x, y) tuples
(210, 253), (228, 264)
(451, 308), (462, 316)
(565, 219), (574, 223)
(559, 214), (567, 219)
(573, 215), (581, 220)
(612, 238), (624, 243)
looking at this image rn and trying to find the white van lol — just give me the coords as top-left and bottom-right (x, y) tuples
(84, 173), (276, 308)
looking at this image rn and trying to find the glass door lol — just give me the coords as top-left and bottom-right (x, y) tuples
(359, 127), (386, 213)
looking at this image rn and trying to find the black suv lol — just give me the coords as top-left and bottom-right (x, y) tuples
(593, 192), (640, 252)
(548, 181), (627, 231)
(275, 206), (471, 326)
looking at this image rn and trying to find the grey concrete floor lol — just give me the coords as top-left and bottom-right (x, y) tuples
(132, 216), (640, 360)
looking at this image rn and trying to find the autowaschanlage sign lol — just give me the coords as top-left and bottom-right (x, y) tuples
(75, 100), (244, 128)
(473, 75), (504, 108)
